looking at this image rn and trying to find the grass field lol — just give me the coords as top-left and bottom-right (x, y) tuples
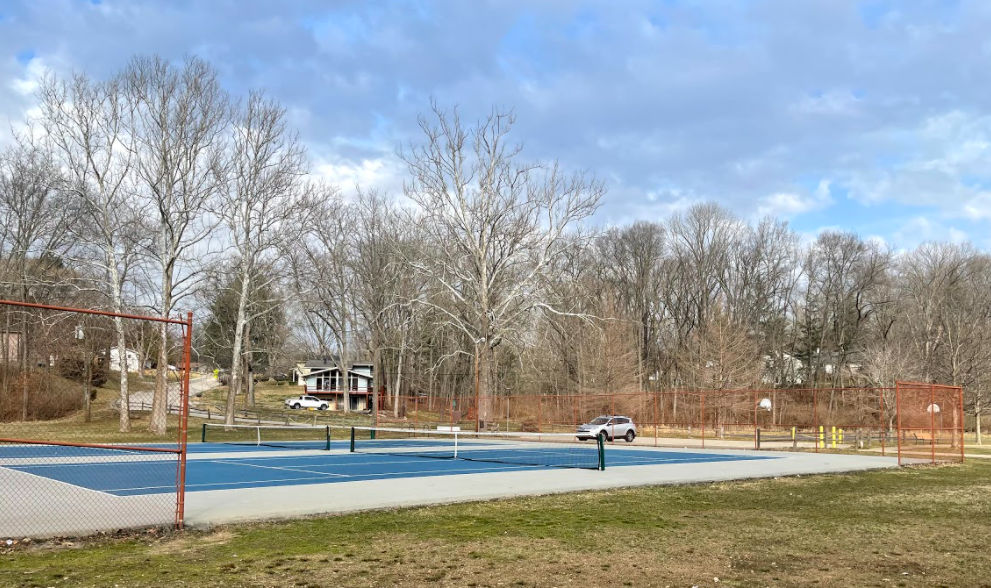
(4, 379), (990, 586)
(1, 461), (989, 587)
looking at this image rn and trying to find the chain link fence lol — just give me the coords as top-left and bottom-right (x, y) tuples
(0, 300), (190, 538)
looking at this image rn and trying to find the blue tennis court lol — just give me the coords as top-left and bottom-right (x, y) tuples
(0, 440), (778, 497)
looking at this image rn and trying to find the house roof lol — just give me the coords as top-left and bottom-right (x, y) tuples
(301, 358), (373, 369)
(304, 366), (373, 378)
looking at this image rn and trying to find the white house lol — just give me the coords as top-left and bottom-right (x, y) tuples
(294, 358), (375, 411)
(0, 331), (20, 363)
(762, 352), (805, 386)
(109, 347), (140, 373)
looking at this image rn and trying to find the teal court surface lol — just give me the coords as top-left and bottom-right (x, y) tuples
(1, 436), (902, 537)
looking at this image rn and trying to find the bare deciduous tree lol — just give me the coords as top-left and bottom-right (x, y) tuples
(0, 137), (73, 421)
(293, 188), (360, 412)
(38, 72), (150, 432)
(400, 104), (603, 426)
(596, 221), (666, 391)
(215, 91), (307, 425)
(125, 56), (230, 434)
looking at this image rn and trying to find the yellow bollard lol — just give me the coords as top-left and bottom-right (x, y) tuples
(791, 426), (796, 440)
(839, 429), (844, 444)
(831, 426), (837, 449)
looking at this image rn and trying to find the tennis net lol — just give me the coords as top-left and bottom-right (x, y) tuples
(349, 426), (605, 470)
(201, 423), (332, 450)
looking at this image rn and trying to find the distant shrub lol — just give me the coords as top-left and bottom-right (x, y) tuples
(0, 367), (84, 422)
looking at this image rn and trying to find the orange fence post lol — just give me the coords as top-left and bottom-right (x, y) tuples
(653, 391), (659, 447)
(812, 388), (819, 453)
(572, 394), (577, 429)
(700, 390), (706, 449)
(752, 389), (758, 450)
(879, 389), (886, 456)
(930, 383), (936, 464)
(959, 385), (965, 462)
(175, 311), (192, 530)
(610, 394), (616, 440)
(896, 382), (903, 466)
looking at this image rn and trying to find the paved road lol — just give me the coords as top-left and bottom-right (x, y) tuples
(127, 375), (221, 411)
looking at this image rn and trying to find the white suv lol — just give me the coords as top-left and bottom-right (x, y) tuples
(284, 395), (330, 410)
(576, 415), (637, 442)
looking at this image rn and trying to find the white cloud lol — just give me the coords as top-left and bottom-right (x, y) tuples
(890, 216), (971, 249)
(962, 192), (991, 220)
(3, 1), (991, 246)
(312, 156), (398, 192)
(948, 227), (969, 243)
(8, 57), (47, 96)
(865, 234), (888, 249)
(756, 180), (833, 219)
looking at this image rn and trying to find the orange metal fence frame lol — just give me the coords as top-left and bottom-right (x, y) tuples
(382, 383), (963, 465)
(0, 299), (192, 533)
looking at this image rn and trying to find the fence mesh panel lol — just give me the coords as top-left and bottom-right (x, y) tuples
(0, 300), (190, 538)
(896, 381), (965, 465)
(381, 384), (962, 462)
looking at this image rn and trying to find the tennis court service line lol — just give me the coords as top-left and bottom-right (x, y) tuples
(214, 458), (351, 478)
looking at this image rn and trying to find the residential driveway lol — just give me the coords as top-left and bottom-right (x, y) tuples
(128, 375), (221, 410)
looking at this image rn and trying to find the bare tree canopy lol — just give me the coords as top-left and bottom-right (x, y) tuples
(4, 53), (991, 443)
(400, 104), (604, 425)
(124, 55), (231, 434)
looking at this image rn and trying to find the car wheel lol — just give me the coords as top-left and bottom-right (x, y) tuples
(292, 403), (301, 409)
(319, 405), (328, 410)
(624, 430), (636, 443)
(598, 431), (608, 443)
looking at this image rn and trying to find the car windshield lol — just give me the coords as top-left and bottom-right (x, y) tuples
(589, 417), (610, 425)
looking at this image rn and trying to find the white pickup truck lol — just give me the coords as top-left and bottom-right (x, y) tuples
(284, 395), (330, 410)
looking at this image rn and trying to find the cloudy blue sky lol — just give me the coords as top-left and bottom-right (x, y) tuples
(2, 0), (991, 248)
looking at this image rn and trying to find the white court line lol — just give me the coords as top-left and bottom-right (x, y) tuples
(209, 456), (538, 478)
(181, 463), (539, 492)
(212, 458), (350, 478)
(3, 458), (173, 469)
(609, 456), (770, 466)
(0, 464), (118, 497)
(180, 475), (339, 491)
(112, 458), (543, 494)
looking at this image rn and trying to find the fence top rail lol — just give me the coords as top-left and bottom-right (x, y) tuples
(895, 381), (962, 388)
(0, 437), (183, 454)
(0, 298), (189, 325)
(394, 386), (898, 401)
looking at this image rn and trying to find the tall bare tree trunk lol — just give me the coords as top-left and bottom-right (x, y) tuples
(372, 340), (381, 422)
(976, 399), (983, 445)
(150, 270), (173, 435)
(225, 271), (252, 424)
(478, 341), (496, 427)
(113, 315), (130, 432)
